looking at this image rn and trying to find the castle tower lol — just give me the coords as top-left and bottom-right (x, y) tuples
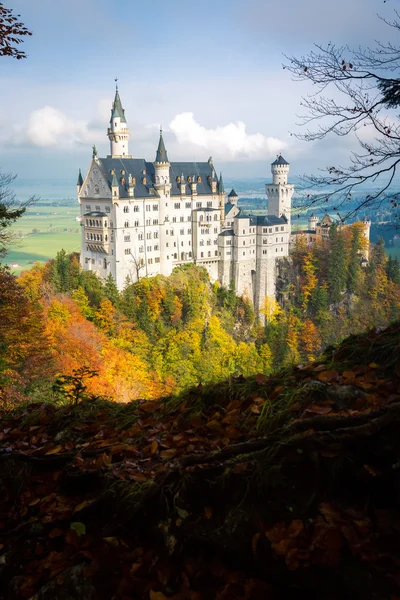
(154, 129), (171, 276)
(219, 172), (226, 221)
(308, 213), (318, 231)
(107, 84), (131, 158)
(265, 155), (294, 222)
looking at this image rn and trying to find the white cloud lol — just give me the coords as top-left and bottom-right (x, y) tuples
(169, 112), (286, 161)
(11, 106), (103, 148)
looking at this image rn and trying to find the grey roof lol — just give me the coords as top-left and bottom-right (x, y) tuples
(97, 158), (218, 198)
(84, 211), (107, 217)
(219, 172), (225, 193)
(110, 87), (127, 123)
(219, 229), (234, 236)
(193, 207), (216, 212)
(235, 211), (288, 226)
(228, 188), (238, 198)
(224, 202), (236, 215)
(77, 169), (83, 186)
(155, 131), (169, 163)
(272, 155), (289, 166)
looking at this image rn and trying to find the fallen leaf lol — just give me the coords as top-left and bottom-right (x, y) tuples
(45, 445), (63, 455)
(160, 448), (178, 459)
(49, 528), (64, 539)
(70, 521), (86, 536)
(204, 506), (213, 519)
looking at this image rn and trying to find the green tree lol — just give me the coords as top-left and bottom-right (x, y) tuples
(104, 273), (119, 306)
(51, 249), (70, 292)
(387, 255), (400, 286)
(328, 224), (347, 303)
(0, 172), (34, 257)
(347, 226), (362, 293)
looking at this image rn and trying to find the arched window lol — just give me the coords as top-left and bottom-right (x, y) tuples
(124, 221), (129, 228)
(200, 215), (204, 222)
(201, 252), (204, 258)
(214, 214), (218, 221)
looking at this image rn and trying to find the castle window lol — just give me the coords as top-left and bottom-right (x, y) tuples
(105, 235), (108, 241)
(188, 229), (191, 234)
(201, 252), (204, 258)
(146, 205), (151, 211)
(147, 246), (151, 252)
(134, 220), (139, 227)
(275, 227), (279, 231)
(207, 201), (212, 207)
(196, 202), (201, 208)
(148, 258), (153, 264)
(124, 248), (131, 255)
(207, 239), (211, 246)
(208, 251), (211, 257)
(174, 253), (177, 259)
(187, 215), (191, 221)
(176, 176), (181, 183)
(124, 221), (129, 228)
(200, 240), (204, 246)
(215, 251), (218, 256)
(110, 170), (115, 175)
(124, 235), (130, 242)
(276, 248), (278, 252)
(155, 257), (160, 263)
(174, 203), (181, 209)
(138, 233), (143, 240)
(110, 221), (113, 228)
(172, 217), (176, 223)
(86, 205), (91, 210)
(281, 226), (284, 231)
(243, 252), (245, 256)
(139, 246), (144, 252)
(189, 252), (192, 258)
(142, 170), (146, 175)
(180, 216), (184, 222)
(104, 221), (107, 227)
(180, 228), (184, 235)
(166, 230), (169, 235)
(154, 232), (158, 239)
(154, 244), (159, 250)
(263, 228), (267, 233)
(276, 238), (278, 242)
(153, 205), (158, 211)
(134, 206), (139, 212)
(197, 176), (201, 183)
(281, 237), (284, 242)
(269, 228), (272, 233)
(171, 230), (174, 235)
(166, 243), (169, 247)
(146, 219), (151, 226)
(243, 230), (245, 234)
(165, 216), (169, 222)
(243, 241), (245, 245)
(188, 241), (191, 246)
(263, 250), (267, 255)
(124, 206), (129, 213)
(281, 247), (284, 252)
(121, 169), (125, 175)
(121, 178), (125, 185)
(104, 258), (107, 269)
(147, 232), (152, 239)
(186, 202), (191, 208)
(214, 214), (218, 221)
(174, 242), (177, 247)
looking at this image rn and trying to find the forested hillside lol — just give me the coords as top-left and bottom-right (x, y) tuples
(1, 222), (400, 409)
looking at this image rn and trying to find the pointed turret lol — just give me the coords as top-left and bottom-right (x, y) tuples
(107, 82), (131, 158)
(111, 171), (119, 200)
(219, 172), (225, 194)
(154, 128), (171, 190)
(155, 129), (169, 163)
(110, 86), (127, 123)
(77, 169), (83, 187)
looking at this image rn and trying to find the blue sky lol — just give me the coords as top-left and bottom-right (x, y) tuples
(0, 0), (396, 198)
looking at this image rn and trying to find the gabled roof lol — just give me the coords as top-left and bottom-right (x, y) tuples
(219, 229), (234, 237)
(272, 155), (289, 166)
(155, 131), (169, 163)
(228, 188), (238, 198)
(110, 87), (127, 123)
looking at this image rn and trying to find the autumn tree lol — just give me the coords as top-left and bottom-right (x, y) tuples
(285, 9), (400, 219)
(328, 224), (347, 303)
(0, 3), (31, 59)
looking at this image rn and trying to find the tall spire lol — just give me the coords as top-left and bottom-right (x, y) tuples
(155, 128), (169, 163)
(77, 168), (83, 186)
(111, 83), (127, 123)
(219, 172), (225, 193)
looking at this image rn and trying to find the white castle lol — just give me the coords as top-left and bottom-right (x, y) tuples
(77, 86), (293, 315)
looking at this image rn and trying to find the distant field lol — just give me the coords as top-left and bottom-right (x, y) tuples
(386, 247), (400, 259)
(5, 204), (81, 274)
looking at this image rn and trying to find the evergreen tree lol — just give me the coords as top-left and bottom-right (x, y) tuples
(347, 226), (362, 293)
(386, 255), (400, 286)
(328, 224), (347, 304)
(51, 249), (70, 292)
(104, 273), (119, 306)
(370, 238), (387, 271)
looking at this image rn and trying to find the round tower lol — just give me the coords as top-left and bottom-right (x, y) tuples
(107, 84), (131, 158)
(308, 213), (318, 231)
(265, 155), (293, 222)
(271, 154), (290, 185)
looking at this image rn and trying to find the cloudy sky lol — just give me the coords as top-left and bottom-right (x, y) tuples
(0, 0), (396, 196)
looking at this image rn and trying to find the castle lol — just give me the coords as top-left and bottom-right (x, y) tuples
(77, 86), (293, 315)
